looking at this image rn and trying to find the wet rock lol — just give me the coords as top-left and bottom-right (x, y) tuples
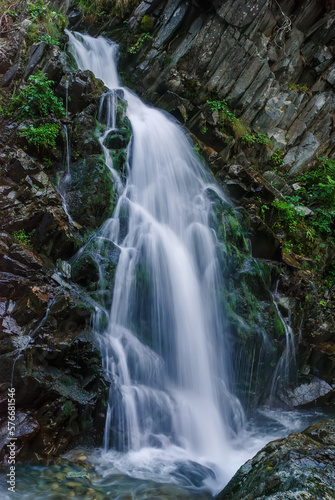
(249, 216), (282, 261)
(56, 71), (106, 114)
(71, 254), (99, 286)
(103, 129), (128, 150)
(278, 378), (333, 406)
(0, 412), (40, 462)
(23, 43), (46, 81)
(1, 62), (19, 87)
(216, 420), (335, 500)
(66, 156), (115, 228)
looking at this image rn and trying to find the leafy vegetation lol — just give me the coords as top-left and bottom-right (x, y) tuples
(74, 0), (141, 22)
(7, 72), (65, 119)
(241, 133), (273, 147)
(12, 229), (35, 246)
(259, 157), (335, 287)
(207, 99), (237, 123)
(288, 82), (310, 93)
(20, 123), (61, 150)
(5, 72), (65, 150)
(26, 0), (67, 45)
(270, 149), (285, 166)
(0, 1), (21, 36)
(128, 32), (153, 54)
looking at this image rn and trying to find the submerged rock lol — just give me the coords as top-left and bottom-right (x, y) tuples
(216, 419), (335, 500)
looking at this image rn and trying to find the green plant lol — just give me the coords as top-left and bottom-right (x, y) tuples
(26, 0), (66, 41)
(241, 133), (273, 147)
(12, 229), (34, 246)
(270, 149), (285, 166)
(43, 157), (52, 168)
(288, 82), (309, 93)
(8, 71), (65, 119)
(207, 99), (237, 123)
(200, 125), (208, 134)
(39, 33), (60, 46)
(260, 203), (270, 220)
(128, 32), (153, 54)
(20, 123), (61, 150)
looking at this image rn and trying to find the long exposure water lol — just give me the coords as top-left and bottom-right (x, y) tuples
(0, 31), (329, 499)
(65, 30), (248, 493)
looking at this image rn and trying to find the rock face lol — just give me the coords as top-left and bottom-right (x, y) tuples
(118, 0), (335, 176)
(100, 0), (335, 408)
(216, 419), (335, 500)
(0, 17), (128, 461)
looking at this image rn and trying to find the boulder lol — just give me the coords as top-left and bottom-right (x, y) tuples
(216, 420), (335, 500)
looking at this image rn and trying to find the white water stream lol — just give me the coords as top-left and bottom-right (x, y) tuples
(64, 31), (283, 494)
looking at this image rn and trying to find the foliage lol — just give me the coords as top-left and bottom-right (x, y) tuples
(39, 33), (60, 46)
(20, 123), (61, 150)
(288, 82), (309, 93)
(207, 99), (237, 123)
(0, 2), (20, 36)
(6, 72), (65, 151)
(26, 0), (67, 41)
(241, 133), (273, 147)
(232, 119), (248, 140)
(7, 71), (65, 120)
(75, 0), (141, 21)
(270, 149), (285, 166)
(200, 125), (207, 134)
(12, 229), (34, 246)
(128, 32), (153, 54)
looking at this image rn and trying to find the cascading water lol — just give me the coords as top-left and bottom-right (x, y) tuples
(65, 31), (263, 493)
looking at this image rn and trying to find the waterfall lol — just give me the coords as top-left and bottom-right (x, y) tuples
(66, 30), (246, 492)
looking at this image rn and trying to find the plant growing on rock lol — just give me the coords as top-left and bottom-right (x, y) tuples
(241, 133), (273, 147)
(7, 71), (65, 150)
(207, 99), (237, 123)
(12, 229), (34, 246)
(128, 32), (153, 54)
(270, 149), (285, 166)
(26, 0), (67, 44)
(8, 72), (65, 119)
(288, 82), (310, 93)
(19, 123), (61, 150)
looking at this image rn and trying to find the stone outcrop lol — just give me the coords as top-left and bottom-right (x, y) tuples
(216, 419), (335, 499)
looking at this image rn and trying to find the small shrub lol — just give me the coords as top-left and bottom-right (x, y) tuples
(8, 71), (65, 120)
(207, 99), (237, 123)
(13, 229), (34, 246)
(39, 33), (60, 46)
(20, 123), (61, 150)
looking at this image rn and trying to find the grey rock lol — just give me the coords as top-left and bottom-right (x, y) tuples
(262, 171), (292, 195)
(216, 420), (335, 499)
(288, 132), (320, 175)
(1, 62), (19, 87)
(279, 378), (332, 406)
(268, 128), (287, 149)
(213, 0), (268, 28)
(23, 43), (46, 80)
(153, 0), (189, 49)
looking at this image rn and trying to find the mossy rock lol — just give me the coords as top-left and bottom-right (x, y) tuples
(71, 253), (99, 287)
(141, 15), (154, 31)
(67, 155), (115, 228)
(103, 131), (129, 149)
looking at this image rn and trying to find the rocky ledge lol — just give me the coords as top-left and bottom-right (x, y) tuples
(216, 419), (335, 500)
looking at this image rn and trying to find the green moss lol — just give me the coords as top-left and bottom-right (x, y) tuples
(141, 15), (154, 31)
(273, 313), (286, 337)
